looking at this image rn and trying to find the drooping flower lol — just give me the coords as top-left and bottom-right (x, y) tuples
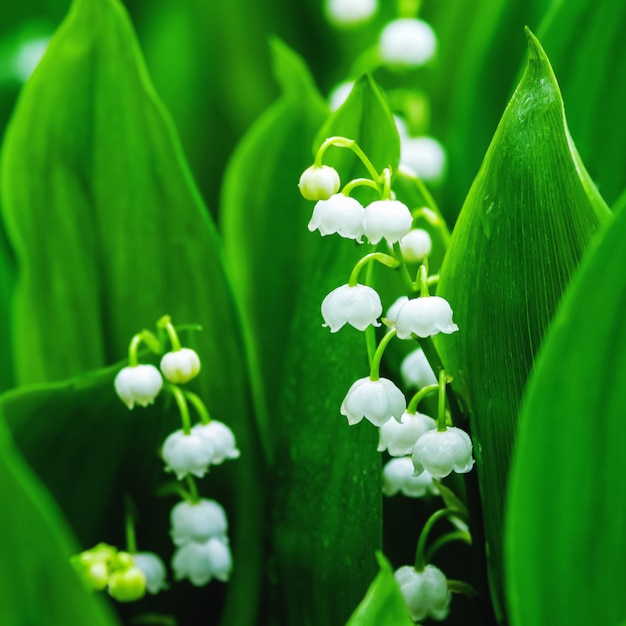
(298, 165), (341, 201)
(114, 364), (163, 409)
(161, 429), (214, 480)
(325, 0), (377, 27)
(378, 410), (437, 456)
(386, 296), (409, 324)
(340, 377), (406, 426)
(160, 348), (201, 384)
(382, 457), (438, 498)
(412, 427), (474, 479)
(170, 498), (229, 546)
(399, 229), (432, 263)
(308, 194), (364, 241)
(192, 421), (240, 465)
(107, 552), (147, 603)
(395, 296), (459, 339)
(379, 18), (437, 67)
(71, 543), (116, 591)
(362, 199), (413, 245)
(321, 284), (382, 332)
(400, 136), (446, 182)
(131, 552), (168, 594)
(400, 348), (437, 389)
(394, 564), (451, 621)
(172, 538), (233, 586)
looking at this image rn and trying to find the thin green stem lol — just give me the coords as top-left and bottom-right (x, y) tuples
(349, 252), (399, 286)
(393, 242), (418, 293)
(364, 325), (376, 369)
(437, 368), (448, 431)
(407, 383), (439, 414)
(414, 508), (454, 571)
(316, 136), (380, 181)
(424, 530), (472, 563)
(168, 385), (192, 434)
(369, 329), (397, 381)
(342, 177), (379, 196)
(184, 391), (212, 425)
(124, 495), (138, 553)
(128, 330), (161, 366)
(157, 315), (181, 352)
(418, 258), (430, 296)
(413, 207), (451, 247)
(186, 476), (200, 503)
(380, 168), (393, 199)
(447, 579), (479, 598)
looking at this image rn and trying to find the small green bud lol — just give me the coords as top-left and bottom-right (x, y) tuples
(108, 566), (147, 602)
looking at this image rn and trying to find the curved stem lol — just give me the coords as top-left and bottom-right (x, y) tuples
(184, 390), (212, 425)
(124, 495), (138, 553)
(157, 315), (181, 352)
(424, 530), (472, 563)
(186, 476), (200, 504)
(369, 329), (397, 381)
(342, 177), (379, 196)
(169, 385), (192, 434)
(418, 258), (430, 296)
(406, 383), (439, 414)
(349, 252), (399, 286)
(393, 242), (418, 293)
(414, 508), (454, 571)
(437, 368), (448, 431)
(316, 136), (380, 181)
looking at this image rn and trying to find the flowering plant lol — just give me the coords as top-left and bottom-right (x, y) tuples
(0, 0), (624, 625)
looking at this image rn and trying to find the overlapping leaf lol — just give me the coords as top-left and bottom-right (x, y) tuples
(435, 30), (610, 622)
(505, 196), (626, 625)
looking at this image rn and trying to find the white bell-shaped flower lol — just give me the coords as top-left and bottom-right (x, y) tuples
(160, 348), (201, 384)
(400, 136), (446, 182)
(161, 429), (214, 480)
(379, 18), (437, 67)
(340, 377), (406, 427)
(385, 296), (408, 324)
(325, 0), (377, 26)
(192, 421), (240, 465)
(362, 199), (413, 245)
(412, 426), (474, 479)
(395, 296), (459, 339)
(383, 457), (438, 498)
(298, 165), (341, 201)
(308, 194), (364, 241)
(394, 564), (451, 621)
(131, 552), (168, 594)
(399, 229), (432, 263)
(378, 410), (436, 456)
(400, 348), (438, 389)
(170, 498), (228, 546)
(114, 364), (163, 409)
(172, 537), (233, 586)
(321, 284), (382, 332)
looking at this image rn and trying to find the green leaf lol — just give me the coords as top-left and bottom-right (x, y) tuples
(435, 29), (611, 621)
(537, 0), (626, 206)
(505, 192), (626, 625)
(0, 410), (119, 626)
(220, 39), (328, 454)
(345, 552), (413, 626)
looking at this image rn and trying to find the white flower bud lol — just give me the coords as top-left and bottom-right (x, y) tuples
(362, 199), (413, 245)
(382, 457), (438, 498)
(114, 364), (163, 409)
(378, 410), (436, 456)
(172, 538), (233, 586)
(400, 136), (446, 182)
(308, 194), (364, 241)
(170, 498), (229, 546)
(298, 165), (341, 201)
(131, 552), (168, 594)
(386, 296), (408, 324)
(395, 296), (459, 339)
(394, 564), (451, 621)
(379, 19), (437, 67)
(192, 421), (240, 465)
(325, 0), (377, 26)
(160, 348), (201, 384)
(400, 348), (437, 389)
(161, 429), (213, 480)
(399, 229), (432, 263)
(340, 377), (406, 427)
(321, 284), (382, 332)
(412, 426), (475, 479)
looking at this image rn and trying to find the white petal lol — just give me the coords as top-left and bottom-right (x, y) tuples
(132, 552), (168, 594)
(380, 19), (437, 67)
(162, 430), (213, 480)
(400, 136), (446, 182)
(378, 411), (436, 456)
(299, 165), (340, 201)
(114, 364), (163, 409)
(412, 427), (474, 479)
(170, 498), (229, 545)
(160, 348), (201, 384)
(340, 377), (406, 426)
(394, 564), (450, 622)
(362, 199), (413, 245)
(399, 229), (432, 263)
(325, 0), (377, 26)
(321, 284), (382, 332)
(400, 348), (438, 389)
(192, 421), (240, 464)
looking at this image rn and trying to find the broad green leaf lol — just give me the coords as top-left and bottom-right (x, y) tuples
(0, 1), (263, 624)
(537, 0), (626, 206)
(0, 410), (119, 626)
(220, 39), (328, 455)
(269, 73), (399, 625)
(435, 29), (610, 622)
(345, 552), (413, 626)
(505, 190), (626, 625)
(0, 220), (15, 390)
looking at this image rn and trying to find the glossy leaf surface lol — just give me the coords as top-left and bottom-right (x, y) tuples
(435, 29), (611, 621)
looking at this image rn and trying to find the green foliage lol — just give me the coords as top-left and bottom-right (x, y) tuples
(505, 193), (626, 625)
(0, 409), (119, 626)
(435, 29), (610, 621)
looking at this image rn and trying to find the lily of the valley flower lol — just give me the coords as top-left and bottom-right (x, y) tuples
(340, 377), (406, 426)
(308, 194), (364, 241)
(400, 136), (446, 183)
(160, 348), (201, 384)
(107, 552), (147, 603)
(362, 199), (413, 245)
(172, 537), (233, 586)
(378, 410), (437, 456)
(395, 296), (459, 339)
(298, 165), (341, 201)
(383, 457), (438, 498)
(131, 552), (168, 595)
(394, 564), (451, 622)
(191, 421), (240, 465)
(412, 426), (475, 479)
(379, 18), (437, 67)
(161, 429), (214, 480)
(399, 228), (432, 263)
(400, 348), (438, 389)
(325, 0), (377, 27)
(170, 498), (229, 546)
(114, 364), (163, 409)
(321, 284), (382, 332)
